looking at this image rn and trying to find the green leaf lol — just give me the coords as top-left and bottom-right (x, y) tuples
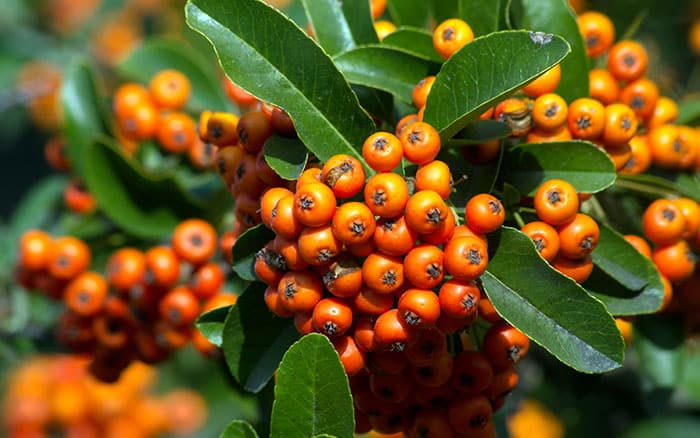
(270, 334), (354, 438)
(137, 141), (180, 176)
(0, 287), (30, 334)
(459, 0), (502, 36)
(231, 224), (276, 281)
(676, 96), (700, 125)
(333, 45), (436, 104)
(646, 168), (700, 201)
(423, 30), (570, 141)
(584, 265), (664, 317)
(672, 172), (700, 196)
(82, 139), (206, 239)
(223, 282), (299, 393)
(58, 213), (113, 240)
(633, 317), (685, 388)
(185, 0), (375, 164)
(590, 224), (647, 291)
(175, 166), (227, 195)
(481, 227), (624, 373)
(583, 223), (664, 316)
(502, 182), (522, 211)
(196, 305), (233, 347)
(438, 147), (502, 208)
(9, 174), (66, 237)
(264, 136), (309, 180)
(432, 0), (459, 23)
(502, 141), (616, 195)
(301, 0), (377, 56)
(616, 173), (700, 203)
(117, 38), (232, 113)
(226, 272), (251, 296)
(381, 27), (443, 62)
(352, 85), (394, 123)
(624, 416), (700, 438)
(220, 420), (260, 438)
(61, 59), (112, 177)
(680, 345), (700, 405)
(386, 0), (432, 27)
(518, 0), (590, 101)
(448, 120), (512, 146)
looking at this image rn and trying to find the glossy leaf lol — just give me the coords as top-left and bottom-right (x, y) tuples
(633, 317), (685, 388)
(518, 0), (589, 101)
(117, 38), (232, 113)
(459, 0), (502, 36)
(301, 0), (377, 56)
(333, 45), (436, 103)
(672, 172), (700, 197)
(196, 305), (233, 347)
(423, 30), (570, 140)
(185, 0), (375, 163)
(439, 147), (503, 209)
(270, 334), (354, 438)
(381, 27), (443, 62)
(676, 96), (700, 125)
(82, 139), (205, 239)
(386, 0), (458, 27)
(645, 168), (700, 201)
(590, 224), (649, 291)
(352, 85), (394, 123)
(583, 266), (661, 317)
(225, 272), (251, 297)
(616, 173), (700, 203)
(220, 420), (259, 438)
(584, 223), (664, 316)
(264, 136), (309, 180)
(501, 182), (522, 211)
(624, 417), (700, 438)
(447, 120), (512, 146)
(223, 282), (300, 393)
(502, 141), (616, 195)
(386, 0), (432, 27)
(231, 224), (275, 281)
(61, 59), (111, 177)
(432, 0), (460, 23)
(481, 227), (624, 373)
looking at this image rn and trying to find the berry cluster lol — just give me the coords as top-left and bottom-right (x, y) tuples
(2, 355), (206, 438)
(40, 68), (230, 217)
(113, 69), (216, 169)
(205, 88), (297, 235)
(14, 220), (237, 382)
(640, 198), (699, 284)
(407, 12), (700, 177)
(612, 196), (699, 342)
(577, 10), (699, 323)
(520, 179), (601, 284)
(250, 116), (531, 436)
(578, 11), (700, 173)
(406, 10), (699, 319)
